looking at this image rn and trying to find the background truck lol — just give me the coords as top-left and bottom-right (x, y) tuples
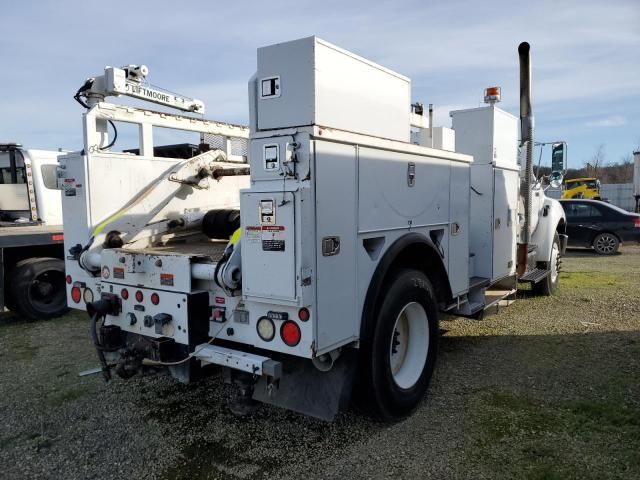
(61, 39), (566, 421)
(0, 143), (67, 319)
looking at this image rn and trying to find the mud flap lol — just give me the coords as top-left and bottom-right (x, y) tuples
(252, 349), (357, 421)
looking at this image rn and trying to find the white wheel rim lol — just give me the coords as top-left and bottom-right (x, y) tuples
(389, 302), (429, 389)
(550, 242), (559, 283)
(595, 235), (616, 254)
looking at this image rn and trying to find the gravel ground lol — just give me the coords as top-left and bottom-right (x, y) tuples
(1, 245), (638, 479)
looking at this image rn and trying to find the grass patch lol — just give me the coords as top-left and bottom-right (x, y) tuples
(467, 389), (640, 479)
(560, 271), (621, 289)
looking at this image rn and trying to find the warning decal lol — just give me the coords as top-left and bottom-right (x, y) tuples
(261, 225), (285, 252)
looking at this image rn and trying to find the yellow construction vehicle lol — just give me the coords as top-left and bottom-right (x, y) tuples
(562, 177), (601, 199)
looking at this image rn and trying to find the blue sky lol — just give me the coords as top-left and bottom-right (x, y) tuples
(1, 0), (639, 168)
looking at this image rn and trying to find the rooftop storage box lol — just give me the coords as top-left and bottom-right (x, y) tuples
(253, 36), (411, 142)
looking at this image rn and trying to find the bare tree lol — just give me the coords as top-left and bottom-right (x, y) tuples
(585, 144), (605, 178)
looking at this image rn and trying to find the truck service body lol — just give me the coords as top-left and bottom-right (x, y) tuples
(62, 38), (566, 420)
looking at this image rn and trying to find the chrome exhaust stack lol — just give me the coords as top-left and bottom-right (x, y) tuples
(517, 41), (534, 277)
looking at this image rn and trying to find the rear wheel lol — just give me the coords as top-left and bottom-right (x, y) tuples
(360, 269), (439, 421)
(8, 258), (69, 320)
(592, 232), (619, 255)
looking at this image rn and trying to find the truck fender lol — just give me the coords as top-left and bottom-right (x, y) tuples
(359, 232), (451, 345)
(531, 198), (566, 264)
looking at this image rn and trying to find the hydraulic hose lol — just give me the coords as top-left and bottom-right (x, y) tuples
(90, 312), (111, 382)
(87, 299), (114, 382)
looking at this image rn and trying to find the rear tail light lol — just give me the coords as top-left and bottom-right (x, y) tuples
(135, 290), (144, 302)
(66, 275), (72, 285)
(121, 288), (129, 300)
(83, 288), (94, 304)
(298, 307), (310, 322)
(70, 286), (82, 304)
(280, 320), (301, 347)
(634, 218), (640, 228)
(150, 293), (160, 305)
(257, 317), (276, 342)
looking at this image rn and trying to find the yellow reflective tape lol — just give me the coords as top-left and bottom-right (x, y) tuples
(91, 181), (158, 236)
(229, 228), (242, 244)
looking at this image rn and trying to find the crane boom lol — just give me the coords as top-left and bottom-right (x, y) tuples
(76, 64), (205, 114)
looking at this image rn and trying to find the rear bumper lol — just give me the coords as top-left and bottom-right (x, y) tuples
(195, 343), (282, 378)
(619, 231), (640, 243)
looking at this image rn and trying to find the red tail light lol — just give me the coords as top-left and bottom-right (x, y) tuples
(298, 307), (310, 322)
(280, 320), (301, 347)
(135, 290), (144, 302)
(121, 288), (129, 300)
(634, 218), (640, 228)
(71, 286), (82, 303)
(150, 293), (160, 305)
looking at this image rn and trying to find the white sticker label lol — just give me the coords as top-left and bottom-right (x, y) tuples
(245, 226), (261, 244)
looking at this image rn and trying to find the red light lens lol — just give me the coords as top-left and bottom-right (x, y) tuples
(66, 275), (72, 285)
(280, 320), (301, 347)
(121, 288), (129, 300)
(151, 293), (160, 305)
(634, 218), (640, 228)
(298, 307), (310, 322)
(135, 290), (144, 302)
(71, 287), (82, 303)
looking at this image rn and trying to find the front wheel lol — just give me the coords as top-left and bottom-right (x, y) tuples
(534, 233), (560, 296)
(360, 269), (439, 421)
(592, 232), (619, 255)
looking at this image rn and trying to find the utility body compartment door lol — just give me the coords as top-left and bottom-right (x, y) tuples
(241, 191), (297, 302)
(492, 168), (518, 279)
(314, 140), (358, 352)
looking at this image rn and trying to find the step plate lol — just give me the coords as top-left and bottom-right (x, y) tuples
(518, 268), (549, 284)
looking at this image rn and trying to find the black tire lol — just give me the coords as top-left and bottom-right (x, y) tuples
(8, 258), (69, 320)
(202, 209), (241, 239)
(592, 232), (619, 255)
(360, 269), (439, 421)
(534, 233), (560, 296)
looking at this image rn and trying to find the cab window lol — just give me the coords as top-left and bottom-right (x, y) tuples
(0, 166), (26, 184)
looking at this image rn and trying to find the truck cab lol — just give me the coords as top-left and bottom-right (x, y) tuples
(0, 143), (67, 319)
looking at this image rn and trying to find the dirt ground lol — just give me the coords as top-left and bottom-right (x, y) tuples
(1, 245), (638, 479)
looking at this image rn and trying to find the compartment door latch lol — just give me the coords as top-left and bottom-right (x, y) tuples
(407, 162), (416, 187)
(322, 236), (340, 256)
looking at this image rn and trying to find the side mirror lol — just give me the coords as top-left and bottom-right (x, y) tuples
(550, 142), (566, 187)
(549, 170), (563, 189)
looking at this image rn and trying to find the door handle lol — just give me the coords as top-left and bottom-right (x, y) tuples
(322, 236), (340, 256)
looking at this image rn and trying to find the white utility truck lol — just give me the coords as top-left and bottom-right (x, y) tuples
(0, 143), (68, 319)
(61, 39), (567, 421)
